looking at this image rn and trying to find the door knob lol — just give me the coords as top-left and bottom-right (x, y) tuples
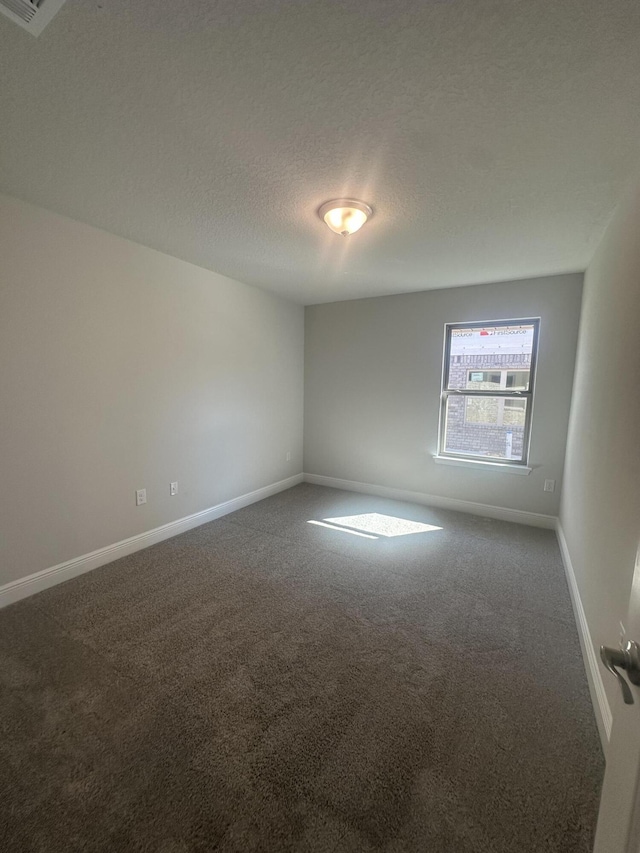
(600, 641), (640, 705)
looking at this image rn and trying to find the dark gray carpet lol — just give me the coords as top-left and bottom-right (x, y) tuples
(0, 484), (603, 852)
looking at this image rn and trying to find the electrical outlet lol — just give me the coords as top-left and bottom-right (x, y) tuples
(136, 488), (147, 506)
(544, 479), (555, 493)
(170, 482), (178, 496)
(286, 451), (291, 462)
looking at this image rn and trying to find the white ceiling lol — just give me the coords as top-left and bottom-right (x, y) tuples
(1, 1), (640, 305)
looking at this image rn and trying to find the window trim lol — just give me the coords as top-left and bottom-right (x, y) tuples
(432, 455), (532, 474)
(438, 318), (540, 467)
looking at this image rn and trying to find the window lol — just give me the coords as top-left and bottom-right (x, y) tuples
(438, 319), (540, 465)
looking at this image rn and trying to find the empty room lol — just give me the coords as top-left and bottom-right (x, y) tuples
(1, 2), (640, 852)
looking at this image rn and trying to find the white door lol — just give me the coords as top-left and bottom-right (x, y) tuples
(594, 544), (640, 853)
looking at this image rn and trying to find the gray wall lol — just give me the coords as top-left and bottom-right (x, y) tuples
(0, 194), (304, 587)
(560, 176), (640, 710)
(304, 274), (583, 515)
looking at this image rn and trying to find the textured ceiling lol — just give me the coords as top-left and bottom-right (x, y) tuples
(1, 1), (640, 304)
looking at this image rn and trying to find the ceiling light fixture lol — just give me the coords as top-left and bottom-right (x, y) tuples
(318, 199), (373, 237)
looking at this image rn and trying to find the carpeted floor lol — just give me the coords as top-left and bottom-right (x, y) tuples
(0, 484), (603, 852)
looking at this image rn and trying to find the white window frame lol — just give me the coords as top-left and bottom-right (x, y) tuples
(438, 318), (540, 467)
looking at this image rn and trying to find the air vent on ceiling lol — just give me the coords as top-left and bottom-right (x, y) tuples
(0, 0), (68, 36)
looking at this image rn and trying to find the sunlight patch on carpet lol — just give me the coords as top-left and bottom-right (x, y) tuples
(307, 519), (379, 539)
(308, 512), (442, 538)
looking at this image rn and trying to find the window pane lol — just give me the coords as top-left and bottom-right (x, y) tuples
(503, 398), (526, 425)
(505, 370), (530, 390)
(448, 324), (536, 390)
(466, 370), (502, 390)
(443, 396), (528, 460)
(465, 396), (500, 424)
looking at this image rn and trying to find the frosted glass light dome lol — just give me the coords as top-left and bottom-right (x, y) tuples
(318, 199), (373, 236)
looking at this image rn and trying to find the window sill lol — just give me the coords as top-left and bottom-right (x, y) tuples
(432, 455), (532, 475)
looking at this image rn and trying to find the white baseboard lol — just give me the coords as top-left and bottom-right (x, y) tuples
(0, 474), (304, 609)
(303, 473), (557, 529)
(556, 520), (612, 752)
